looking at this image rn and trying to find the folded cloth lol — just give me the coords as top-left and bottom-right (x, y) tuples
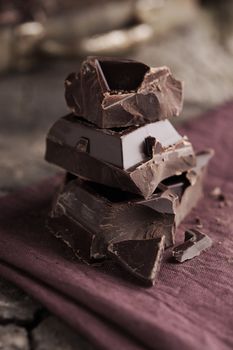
(0, 101), (233, 350)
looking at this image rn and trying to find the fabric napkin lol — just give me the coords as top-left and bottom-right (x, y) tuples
(0, 101), (233, 350)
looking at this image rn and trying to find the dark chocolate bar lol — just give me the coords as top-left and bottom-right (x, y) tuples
(47, 150), (212, 262)
(107, 236), (165, 286)
(65, 57), (184, 128)
(172, 229), (213, 262)
(45, 114), (193, 170)
(49, 177), (176, 260)
(45, 119), (196, 198)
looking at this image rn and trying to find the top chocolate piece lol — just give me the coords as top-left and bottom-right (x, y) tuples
(65, 57), (184, 128)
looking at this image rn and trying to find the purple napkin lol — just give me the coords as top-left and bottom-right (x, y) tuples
(0, 102), (233, 350)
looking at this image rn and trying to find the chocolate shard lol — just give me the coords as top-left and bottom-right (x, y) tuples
(137, 149), (213, 222)
(172, 229), (213, 263)
(107, 236), (165, 286)
(48, 177), (176, 261)
(65, 57), (184, 128)
(45, 116), (196, 198)
(174, 149), (214, 226)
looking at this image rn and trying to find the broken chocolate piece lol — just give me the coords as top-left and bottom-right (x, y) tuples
(45, 114), (193, 170)
(210, 186), (226, 203)
(45, 116), (196, 198)
(172, 229), (213, 263)
(107, 236), (165, 285)
(144, 136), (164, 157)
(174, 149), (214, 226)
(210, 186), (223, 199)
(195, 217), (203, 229)
(65, 57), (184, 128)
(47, 150), (212, 262)
(49, 177), (175, 261)
(138, 150), (213, 224)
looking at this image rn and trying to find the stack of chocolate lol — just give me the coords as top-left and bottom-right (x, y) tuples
(45, 57), (213, 285)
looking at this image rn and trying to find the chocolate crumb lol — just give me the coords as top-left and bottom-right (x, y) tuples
(194, 217), (203, 228)
(210, 186), (225, 202)
(215, 217), (222, 225)
(172, 229), (212, 263)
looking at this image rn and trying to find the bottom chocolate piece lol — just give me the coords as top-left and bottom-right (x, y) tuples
(48, 176), (175, 260)
(108, 236), (165, 286)
(172, 229), (213, 263)
(47, 150), (213, 263)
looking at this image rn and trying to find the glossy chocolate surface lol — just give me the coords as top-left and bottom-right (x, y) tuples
(108, 237), (165, 285)
(65, 57), (183, 128)
(45, 121), (196, 197)
(46, 114), (189, 170)
(173, 229), (213, 262)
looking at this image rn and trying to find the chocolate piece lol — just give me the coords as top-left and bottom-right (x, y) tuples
(175, 149), (214, 226)
(49, 177), (175, 260)
(107, 236), (165, 285)
(47, 150), (212, 262)
(47, 149), (212, 264)
(45, 119), (195, 198)
(210, 186), (222, 198)
(45, 114), (193, 170)
(172, 229), (213, 262)
(138, 150), (213, 221)
(195, 217), (203, 229)
(210, 186), (226, 204)
(65, 57), (184, 128)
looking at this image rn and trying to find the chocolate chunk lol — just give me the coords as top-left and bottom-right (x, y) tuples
(65, 57), (184, 128)
(144, 136), (164, 157)
(172, 229), (213, 263)
(142, 149), (213, 225)
(174, 149), (214, 226)
(195, 217), (203, 229)
(107, 236), (165, 285)
(210, 186), (227, 206)
(210, 186), (223, 199)
(45, 114), (192, 170)
(48, 177), (176, 261)
(45, 117), (196, 198)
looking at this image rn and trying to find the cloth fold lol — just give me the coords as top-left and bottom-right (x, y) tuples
(0, 102), (233, 350)
(0, 260), (142, 350)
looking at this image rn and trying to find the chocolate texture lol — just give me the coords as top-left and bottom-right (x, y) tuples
(44, 55), (214, 284)
(174, 149), (214, 226)
(107, 236), (165, 286)
(47, 150), (212, 262)
(45, 114), (187, 170)
(48, 176), (176, 260)
(65, 57), (184, 128)
(139, 149), (213, 220)
(45, 117), (196, 198)
(172, 229), (213, 262)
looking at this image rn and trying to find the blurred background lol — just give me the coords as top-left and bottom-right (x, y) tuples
(0, 0), (233, 348)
